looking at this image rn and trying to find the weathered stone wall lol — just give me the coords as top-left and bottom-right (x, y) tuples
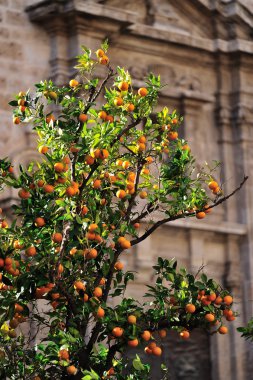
(1, 1), (253, 379)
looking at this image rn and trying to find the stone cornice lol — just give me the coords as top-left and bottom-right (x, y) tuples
(26, 1), (253, 55)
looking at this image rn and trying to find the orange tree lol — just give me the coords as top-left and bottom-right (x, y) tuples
(0, 43), (246, 379)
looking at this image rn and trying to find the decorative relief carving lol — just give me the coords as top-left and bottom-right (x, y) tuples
(176, 75), (202, 92)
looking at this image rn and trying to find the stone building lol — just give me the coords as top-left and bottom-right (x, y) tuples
(0, 0), (253, 379)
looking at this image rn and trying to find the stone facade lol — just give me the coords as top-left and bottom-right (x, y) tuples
(1, 0), (253, 379)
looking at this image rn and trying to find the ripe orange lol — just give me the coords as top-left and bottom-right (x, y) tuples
(138, 87), (148, 97)
(88, 223), (98, 232)
(180, 330), (190, 339)
(148, 342), (157, 350)
(105, 114), (114, 122)
(205, 313), (215, 322)
(95, 49), (104, 58)
(0, 258), (4, 267)
(158, 329), (167, 338)
(138, 136), (146, 143)
(34, 217), (45, 227)
(74, 281), (85, 291)
(137, 143), (146, 152)
(86, 248), (98, 260)
(213, 186), (221, 195)
(114, 97), (123, 107)
(127, 103), (135, 112)
(185, 304), (196, 313)
(85, 155), (95, 165)
(43, 184), (54, 193)
(78, 113), (88, 122)
(38, 146), (48, 154)
(114, 261), (124, 271)
(81, 206), (89, 215)
(98, 110), (107, 120)
(112, 327), (124, 337)
(218, 326), (228, 334)
(144, 347), (153, 355)
(207, 292), (216, 302)
(196, 212), (206, 219)
(93, 179), (101, 189)
(83, 294), (89, 302)
(141, 330), (151, 341)
(99, 55), (109, 65)
(46, 114), (55, 124)
(127, 315), (136, 324)
(58, 264), (64, 274)
(99, 149), (109, 160)
(25, 246), (36, 257)
(97, 307), (105, 318)
(214, 296), (223, 305)
(128, 339), (139, 347)
(116, 189), (126, 199)
(18, 189), (31, 199)
(69, 79), (79, 88)
(168, 131), (178, 140)
(52, 233), (63, 243)
(59, 349), (69, 361)
(13, 116), (20, 124)
(93, 287), (102, 298)
(223, 295), (233, 305)
(182, 144), (190, 152)
(208, 181), (218, 190)
(122, 161), (130, 169)
(139, 191), (148, 199)
(133, 223), (140, 229)
(152, 346), (162, 356)
(146, 156), (153, 164)
(118, 237), (131, 249)
(128, 172), (136, 181)
(54, 162), (64, 173)
(66, 186), (76, 197)
(118, 82), (129, 91)
(66, 365), (78, 375)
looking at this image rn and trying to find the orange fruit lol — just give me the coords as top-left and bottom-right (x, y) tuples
(152, 346), (162, 356)
(35, 217), (45, 227)
(97, 307), (105, 318)
(52, 233), (63, 243)
(83, 293), (89, 302)
(15, 303), (24, 313)
(54, 162), (64, 173)
(223, 295), (233, 305)
(13, 117), (20, 125)
(138, 87), (148, 97)
(66, 365), (77, 375)
(85, 155), (95, 165)
(139, 191), (148, 199)
(114, 97), (123, 107)
(59, 349), (69, 360)
(37, 180), (45, 188)
(118, 237), (131, 249)
(148, 342), (157, 350)
(122, 161), (130, 169)
(138, 136), (146, 143)
(137, 143), (146, 152)
(207, 292), (216, 302)
(118, 82), (129, 91)
(95, 49), (105, 58)
(128, 172), (136, 181)
(86, 248), (98, 260)
(114, 261), (124, 271)
(38, 146), (48, 154)
(93, 179), (101, 189)
(127, 315), (136, 324)
(208, 181), (218, 190)
(58, 264), (64, 274)
(182, 144), (190, 152)
(74, 281), (85, 291)
(196, 212), (206, 219)
(128, 339), (139, 347)
(218, 326), (228, 334)
(99, 55), (109, 65)
(133, 222), (140, 229)
(141, 330), (151, 341)
(69, 79), (79, 88)
(81, 206), (89, 215)
(99, 149), (109, 160)
(93, 287), (102, 297)
(116, 189), (126, 199)
(46, 114), (55, 123)
(127, 103), (135, 112)
(144, 347), (153, 355)
(98, 110), (107, 120)
(180, 330), (190, 339)
(43, 184), (54, 193)
(25, 246), (36, 257)
(66, 186), (76, 197)
(168, 131), (178, 140)
(105, 115), (114, 122)
(78, 113), (88, 122)
(112, 327), (124, 337)
(88, 223), (98, 232)
(185, 304), (196, 314)
(214, 296), (223, 305)
(18, 189), (31, 199)
(205, 313), (215, 322)
(213, 186), (221, 194)
(158, 329), (167, 338)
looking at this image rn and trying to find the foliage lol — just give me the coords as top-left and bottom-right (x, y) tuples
(237, 318), (253, 342)
(0, 43), (237, 379)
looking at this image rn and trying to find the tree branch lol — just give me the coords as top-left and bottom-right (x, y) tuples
(130, 175), (248, 247)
